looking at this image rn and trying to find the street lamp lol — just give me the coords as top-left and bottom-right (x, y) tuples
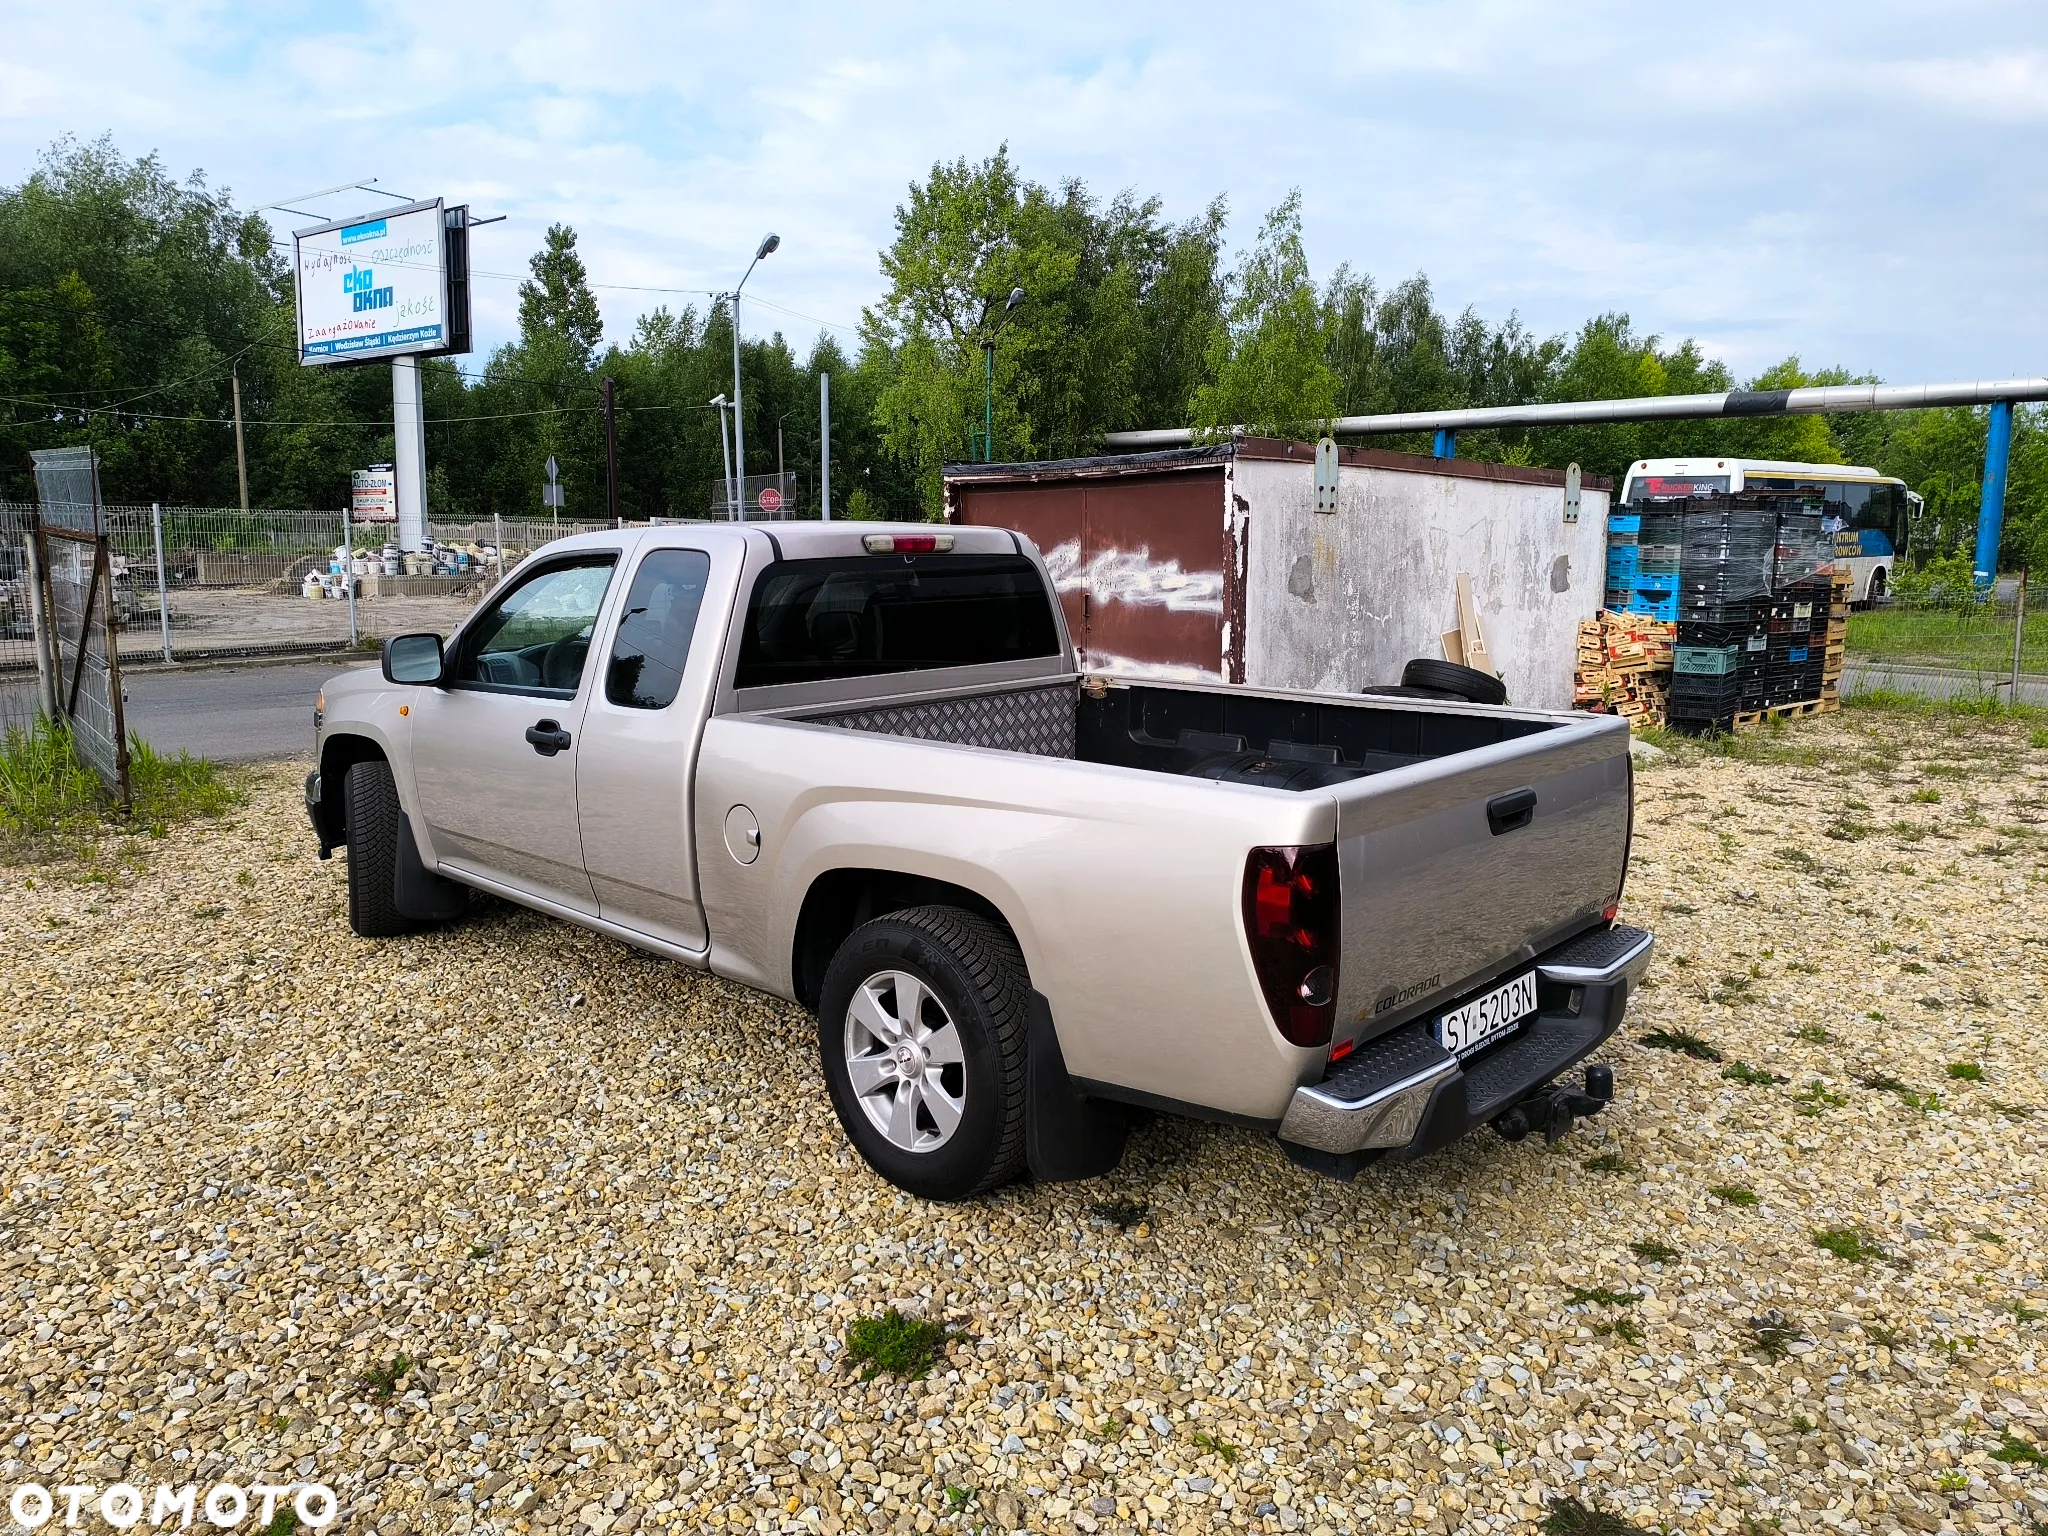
(977, 286), (1025, 463)
(710, 394), (735, 519)
(728, 232), (780, 521)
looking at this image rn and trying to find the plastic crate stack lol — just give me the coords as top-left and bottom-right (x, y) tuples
(1655, 497), (1833, 734)
(1574, 611), (1675, 727)
(1605, 512), (1680, 620)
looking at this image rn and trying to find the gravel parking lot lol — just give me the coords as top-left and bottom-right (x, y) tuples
(2, 711), (2045, 1536)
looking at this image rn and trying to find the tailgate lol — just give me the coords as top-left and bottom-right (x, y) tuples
(1328, 718), (1630, 1044)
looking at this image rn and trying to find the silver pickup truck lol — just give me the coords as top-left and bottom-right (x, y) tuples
(306, 521), (1650, 1199)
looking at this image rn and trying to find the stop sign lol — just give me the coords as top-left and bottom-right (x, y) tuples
(757, 485), (784, 513)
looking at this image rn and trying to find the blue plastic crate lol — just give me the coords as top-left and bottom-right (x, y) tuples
(1606, 548), (1640, 579)
(1630, 572), (1679, 594)
(1609, 513), (1642, 535)
(1620, 587), (1679, 622)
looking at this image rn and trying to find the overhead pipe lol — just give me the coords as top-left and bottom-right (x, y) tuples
(1100, 378), (2048, 451)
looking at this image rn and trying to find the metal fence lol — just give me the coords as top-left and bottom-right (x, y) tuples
(0, 503), (627, 684)
(1843, 582), (2038, 693)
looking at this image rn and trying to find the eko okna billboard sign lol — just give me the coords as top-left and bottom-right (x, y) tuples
(293, 198), (471, 365)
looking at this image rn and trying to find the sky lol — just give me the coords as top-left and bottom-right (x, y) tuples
(3, 0), (2045, 408)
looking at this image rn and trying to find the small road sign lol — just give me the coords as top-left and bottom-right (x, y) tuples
(757, 485), (784, 513)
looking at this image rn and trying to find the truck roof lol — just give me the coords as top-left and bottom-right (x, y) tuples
(534, 521), (1033, 560)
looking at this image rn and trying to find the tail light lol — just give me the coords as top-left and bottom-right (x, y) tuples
(1241, 844), (1341, 1047)
(862, 532), (953, 554)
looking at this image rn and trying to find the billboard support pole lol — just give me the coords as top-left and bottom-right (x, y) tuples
(820, 372), (831, 521)
(392, 356), (429, 554)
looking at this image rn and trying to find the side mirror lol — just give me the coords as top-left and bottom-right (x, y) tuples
(382, 632), (446, 686)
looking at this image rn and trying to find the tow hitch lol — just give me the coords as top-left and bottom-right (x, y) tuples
(1491, 1064), (1613, 1144)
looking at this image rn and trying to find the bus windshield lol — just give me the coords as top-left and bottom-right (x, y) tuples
(1746, 477), (1908, 559)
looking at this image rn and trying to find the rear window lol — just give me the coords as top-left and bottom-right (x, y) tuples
(1627, 474), (1730, 502)
(734, 553), (1061, 689)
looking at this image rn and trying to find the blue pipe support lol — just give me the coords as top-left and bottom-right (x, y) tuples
(1433, 428), (1457, 459)
(1974, 400), (2014, 591)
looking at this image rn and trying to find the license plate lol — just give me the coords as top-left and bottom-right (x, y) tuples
(1437, 971), (1538, 1058)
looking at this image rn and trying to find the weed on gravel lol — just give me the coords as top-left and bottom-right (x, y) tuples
(1629, 1240), (1681, 1263)
(1641, 1028), (1723, 1061)
(845, 1308), (952, 1381)
(1813, 1227), (1887, 1264)
(1748, 1311), (1804, 1359)
(1541, 1494), (1657, 1535)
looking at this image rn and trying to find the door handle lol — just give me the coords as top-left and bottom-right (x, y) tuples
(1486, 787), (1537, 835)
(525, 719), (572, 757)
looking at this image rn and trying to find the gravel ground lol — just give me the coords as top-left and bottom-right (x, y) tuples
(2, 711), (2045, 1536)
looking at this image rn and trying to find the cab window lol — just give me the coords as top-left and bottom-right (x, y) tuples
(606, 549), (712, 709)
(454, 556), (618, 695)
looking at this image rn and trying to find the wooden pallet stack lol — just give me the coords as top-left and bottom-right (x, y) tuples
(1574, 611), (1676, 728)
(1820, 567), (1851, 710)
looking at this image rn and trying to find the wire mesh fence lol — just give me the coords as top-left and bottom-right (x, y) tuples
(1844, 587), (2038, 685)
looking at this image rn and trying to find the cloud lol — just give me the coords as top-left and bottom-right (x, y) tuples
(3, 0), (2044, 391)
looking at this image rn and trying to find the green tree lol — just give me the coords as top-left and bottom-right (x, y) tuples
(1190, 191), (1338, 439)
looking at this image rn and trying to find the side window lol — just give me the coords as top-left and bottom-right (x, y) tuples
(606, 549), (712, 709)
(455, 556), (617, 693)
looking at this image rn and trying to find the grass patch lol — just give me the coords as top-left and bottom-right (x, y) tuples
(264, 1508), (297, 1536)
(1709, 1184), (1759, 1207)
(1908, 786), (1942, 803)
(1641, 1028), (1723, 1062)
(1791, 1023), (1835, 1044)
(0, 719), (239, 865)
(1748, 1310), (1802, 1360)
(1843, 685), (2047, 724)
(1629, 1240), (1680, 1264)
(1540, 1495), (1656, 1536)
(1566, 1285), (1640, 1308)
(1859, 1072), (1941, 1111)
(1591, 1316), (1643, 1344)
(845, 1308), (952, 1381)
(1813, 1227), (1886, 1264)
(359, 1353), (412, 1404)
(1722, 1061), (1787, 1087)
(1865, 1322), (1903, 1348)
(1947, 1061), (1984, 1081)
(1582, 1152), (1636, 1174)
(1190, 1429), (1239, 1463)
(944, 1486), (975, 1512)
(1795, 1081), (1848, 1116)
(1990, 1434), (2048, 1470)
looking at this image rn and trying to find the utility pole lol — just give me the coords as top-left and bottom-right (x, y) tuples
(820, 372), (831, 520)
(711, 396), (735, 520)
(602, 376), (620, 529)
(231, 366), (251, 513)
(777, 415), (785, 512)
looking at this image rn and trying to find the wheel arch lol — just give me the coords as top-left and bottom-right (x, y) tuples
(315, 731), (391, 847)
(791, 867), (1025, 1013)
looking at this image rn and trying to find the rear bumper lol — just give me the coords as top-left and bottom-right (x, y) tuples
(1277, 923), (1651, 1170)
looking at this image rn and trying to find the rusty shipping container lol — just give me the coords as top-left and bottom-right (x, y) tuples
(945, 440), (1613, 709)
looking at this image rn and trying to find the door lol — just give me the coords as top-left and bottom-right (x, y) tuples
(410, 552), (620, 913)
(575, 538), (737, 951)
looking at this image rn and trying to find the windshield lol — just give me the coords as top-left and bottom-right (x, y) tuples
(735, 553), (1061, 688)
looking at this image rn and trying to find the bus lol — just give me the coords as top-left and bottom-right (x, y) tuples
(1618, 457), (1923, 604)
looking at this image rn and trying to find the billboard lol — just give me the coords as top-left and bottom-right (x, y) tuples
(351, 467), (397, 523)
(295, 199), (464, 364)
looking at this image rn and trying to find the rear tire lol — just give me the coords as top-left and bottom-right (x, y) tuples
(818, 905), (1029, 1200)
(344, 758), (412, 939)
(1401, 657), (1508, 705)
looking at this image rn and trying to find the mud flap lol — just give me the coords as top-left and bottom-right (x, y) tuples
(1026, 991), (1127, 1182)
(394, 812), (470, 922)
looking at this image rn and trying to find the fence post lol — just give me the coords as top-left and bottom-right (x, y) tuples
(2013, 568), (2029, 700)
(151, 502), (173, 664)
(22, 522), (57, 720)
(494, 512), (504, 587)
(343, 506), (359, 649)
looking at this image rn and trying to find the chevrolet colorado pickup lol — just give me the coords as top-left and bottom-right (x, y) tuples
(306, 521), (1650, 1199)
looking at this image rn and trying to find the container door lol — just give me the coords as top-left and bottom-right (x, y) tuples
(1078, 472), (1228, 681)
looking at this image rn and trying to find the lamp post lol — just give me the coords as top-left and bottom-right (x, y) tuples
(710, 394), (735, 519)
(978, 287), (1025, 463)
(728, 232), (780, 521)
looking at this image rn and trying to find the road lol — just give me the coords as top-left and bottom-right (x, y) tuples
(123, 657), (373, 763)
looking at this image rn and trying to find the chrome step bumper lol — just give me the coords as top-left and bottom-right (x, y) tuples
(1278, 923), (1652, 1159)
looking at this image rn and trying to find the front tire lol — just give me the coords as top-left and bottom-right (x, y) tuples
(344, 759), (411, 938)
(817, 906), (1029, 1200)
